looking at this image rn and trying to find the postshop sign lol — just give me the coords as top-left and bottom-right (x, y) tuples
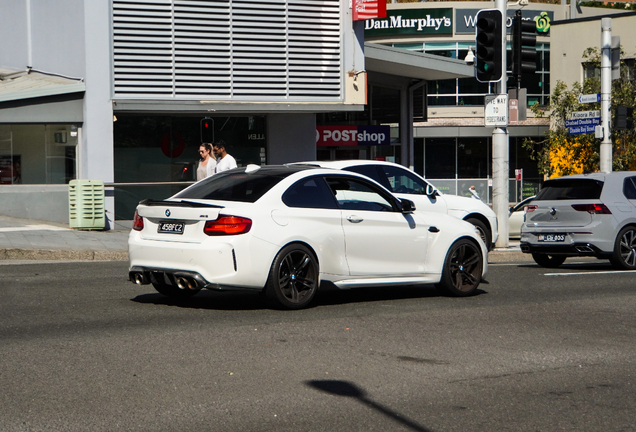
(316, 125), (391, 146)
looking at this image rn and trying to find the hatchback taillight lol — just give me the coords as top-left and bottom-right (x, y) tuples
(133, 210), (144, 231)
(204, 216), (252, 236)
(571, 204), (612, 214)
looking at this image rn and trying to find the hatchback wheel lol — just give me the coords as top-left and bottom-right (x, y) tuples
(531, 253), (566, 268)
(436, 239), (482, 296)
(610, 226), (636, 270)
(266, 244), (319, 309)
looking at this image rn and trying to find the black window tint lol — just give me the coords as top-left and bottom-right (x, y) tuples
(326, 177), (396, 212)
(344, 165), (391, 189)
(283, 176), (338, 209)
(174, 169), (293, 203)
(535, 179), (603, 200)
(624, 177), (636, 199)
(380, 165), (428, 194)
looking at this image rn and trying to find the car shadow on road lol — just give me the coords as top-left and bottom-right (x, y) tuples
(306, 379), (433, 432)
(130, 283), (487, 311)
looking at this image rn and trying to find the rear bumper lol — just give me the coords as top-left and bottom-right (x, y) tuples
(520, 242), (611, 258)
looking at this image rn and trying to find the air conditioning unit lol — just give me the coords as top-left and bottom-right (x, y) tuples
(69, 179), (105, 230)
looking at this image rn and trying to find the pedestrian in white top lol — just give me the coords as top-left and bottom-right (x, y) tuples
(213, 140), (238, 173)
(196, 143), (216, 181)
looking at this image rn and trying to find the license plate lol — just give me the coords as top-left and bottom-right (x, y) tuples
(538, 233), (565, 242)
(158, 221), (185, 234)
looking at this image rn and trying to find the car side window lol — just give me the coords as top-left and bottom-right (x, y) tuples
(325, 177), (396, 212)
(623, 177), (636, 199)
(343, 165), (392, 190)
(380, 165), (429, 194)
(282, 176), (338, 209)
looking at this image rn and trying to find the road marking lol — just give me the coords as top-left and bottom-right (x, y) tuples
(545, 270), (636, 276)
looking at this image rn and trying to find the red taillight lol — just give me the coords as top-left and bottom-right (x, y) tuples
(133, 210), (144, 231)
(203, 216), (252, 236)
(525, 205), (537, 214)
(571, 204), (612, 214)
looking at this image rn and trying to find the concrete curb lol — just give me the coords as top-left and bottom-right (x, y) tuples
(0, 248), (128, 261)
(488, 250), (533, 263)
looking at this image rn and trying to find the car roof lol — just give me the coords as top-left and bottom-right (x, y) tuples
(551, 171), (636, 182)
(291, 160), (403, 169)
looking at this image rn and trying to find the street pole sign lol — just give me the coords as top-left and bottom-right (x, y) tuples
(485, 94), (508, 126)
(565, 110), (601, 135)
(579, 93), (601, 104)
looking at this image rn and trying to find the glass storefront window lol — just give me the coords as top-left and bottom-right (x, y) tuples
(113, 115), (266, 219)
(424, 138), (456, 179)
(458, 138), (489, 178)
(0, 124), (77, 185)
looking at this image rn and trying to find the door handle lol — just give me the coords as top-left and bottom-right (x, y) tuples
(346, 215), (364, 223)
(428, 226), (440, 233)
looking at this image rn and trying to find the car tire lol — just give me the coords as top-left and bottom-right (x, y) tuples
(265, 244), (319, 309)
(465, 218), (492, 251)
(152, 280), (200, 299)
(531, 253), (566, 268)
(436, 238), (483, 297)
(609, 226), (636, 270)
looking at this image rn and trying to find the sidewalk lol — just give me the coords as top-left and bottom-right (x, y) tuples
(0, 215), (529, 263)
(0, 215), (129, 261)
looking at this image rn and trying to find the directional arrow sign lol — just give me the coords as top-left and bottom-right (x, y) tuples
(578, 93), (600, 104)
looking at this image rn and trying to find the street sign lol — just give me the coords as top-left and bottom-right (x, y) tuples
(567, 110), (601, 120)
(565, 110), (600, 135)
(485, 94), (508, 126)
(578, 93), (601, 104)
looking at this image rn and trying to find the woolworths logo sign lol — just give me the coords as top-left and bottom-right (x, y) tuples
(364, 8), (453, 36)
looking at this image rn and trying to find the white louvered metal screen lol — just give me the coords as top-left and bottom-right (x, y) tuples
(112, 0), (342, 101)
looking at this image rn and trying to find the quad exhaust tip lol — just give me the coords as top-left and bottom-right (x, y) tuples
(176, 276), (199, 290)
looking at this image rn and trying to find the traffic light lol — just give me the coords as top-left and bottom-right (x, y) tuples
(616, 105), (634, 131)
(475, 9), (503, 83)
(200, 117), (214, 143)
(511, 10), (537, 85)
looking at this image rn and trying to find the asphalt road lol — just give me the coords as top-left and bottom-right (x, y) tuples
(1, 259), (635, 432)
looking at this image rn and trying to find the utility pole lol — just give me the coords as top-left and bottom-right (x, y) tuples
(492, 0), (509, 247)
(599, 18), (613, 173)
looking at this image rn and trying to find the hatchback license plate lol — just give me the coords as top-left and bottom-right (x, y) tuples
(158, 222), (184, 234)
(538, 233), (565, 242)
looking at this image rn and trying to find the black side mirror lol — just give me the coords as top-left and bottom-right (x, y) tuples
(400, 198), (416, 213)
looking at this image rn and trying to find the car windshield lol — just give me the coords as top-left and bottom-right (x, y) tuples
(174, 167), (300, 203)
(535, 179), (603, 200)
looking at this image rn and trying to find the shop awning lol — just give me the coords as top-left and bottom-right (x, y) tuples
(364, 43), (474, 81)
(0, 68), (85, 103)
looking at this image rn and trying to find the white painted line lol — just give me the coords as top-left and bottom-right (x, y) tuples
(545, 270), (636, 276)
(0, 225), (70, 232)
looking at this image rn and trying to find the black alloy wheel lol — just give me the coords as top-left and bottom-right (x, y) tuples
(610, 226), (636, 270)
(266, 244), (319, 309)
(436, 239), (483, 296)
(531, 253), (566, 268)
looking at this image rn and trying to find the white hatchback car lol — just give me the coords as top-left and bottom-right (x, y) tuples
(521, 171), (636, 269)
(129, 165), (488, 309)
(295, 160), (498, 249)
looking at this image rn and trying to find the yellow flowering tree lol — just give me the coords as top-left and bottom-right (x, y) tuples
(523, 47), (636, 178)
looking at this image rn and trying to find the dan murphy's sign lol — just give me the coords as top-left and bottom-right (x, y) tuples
(364, 8), (453, 36)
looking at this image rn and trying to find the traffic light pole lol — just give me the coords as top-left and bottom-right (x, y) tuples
(600, 18), (612, 173)
(492, 0), (509, 248)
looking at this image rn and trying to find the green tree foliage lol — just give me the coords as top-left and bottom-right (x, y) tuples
(523, 47), (636, 177)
